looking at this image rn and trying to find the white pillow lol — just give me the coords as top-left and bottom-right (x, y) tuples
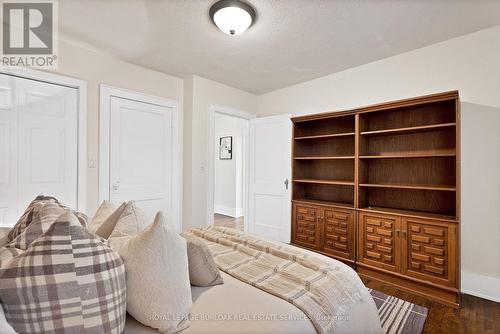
(88, 200), (118, 232)
(109, 201), (150, 239)
(0, 303), (16, 334)
(94, 202), (127, 238)
(183, 234), (224, 287)
(116, 212), (192, 333)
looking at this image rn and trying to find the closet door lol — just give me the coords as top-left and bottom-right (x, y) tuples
(0, 74), (17, 225)
(0, 74), (78, 225)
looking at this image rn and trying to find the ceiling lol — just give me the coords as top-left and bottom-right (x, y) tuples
(59, 0), (500, 94)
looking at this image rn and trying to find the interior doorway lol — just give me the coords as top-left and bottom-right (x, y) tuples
(207, 105), (255, 231)
(213, 113), (247, 230)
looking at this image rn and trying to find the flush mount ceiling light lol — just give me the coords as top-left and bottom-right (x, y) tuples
(209, 0), (256, 36)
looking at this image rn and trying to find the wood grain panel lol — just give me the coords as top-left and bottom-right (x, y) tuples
(358, 211), (400, 272)
(402, 217), (457, 287)
(322, 207), (355, 261)
(292, 203), (321, 250)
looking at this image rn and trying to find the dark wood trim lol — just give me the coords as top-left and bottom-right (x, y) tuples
(358, 265), (460, 307)
(291, 90), (459, 122)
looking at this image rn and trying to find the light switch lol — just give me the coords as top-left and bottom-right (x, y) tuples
(88, 159), (96, 168)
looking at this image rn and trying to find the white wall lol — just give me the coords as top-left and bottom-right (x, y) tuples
(183, 75), (257, 230)
(50, 35), (184, 215)
(214, 114), (245, 217)
(256, 26), (500, 301)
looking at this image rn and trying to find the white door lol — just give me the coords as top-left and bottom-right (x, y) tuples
(108, 96), (172, 221)
(248, 114), (292, 242)
(0, 73), (78, 226)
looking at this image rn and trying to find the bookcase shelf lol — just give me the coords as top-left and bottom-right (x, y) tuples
(359, 152), (455, 159)
(294, 179), (354, 186)
(360, 122), (455, 136)
(294, 132), (355, 140)
(291, 90), (460, 307)
(293, 198), (354, 209)
(294, 156), (355, 160)
(359, 183), (456, 191)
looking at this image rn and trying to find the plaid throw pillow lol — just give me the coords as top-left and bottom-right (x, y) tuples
(7, 195), (59, 241)
(6, 196), (88, 247)
(0, 211), (127, 334)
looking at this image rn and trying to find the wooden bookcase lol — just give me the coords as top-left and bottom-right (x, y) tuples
(291, 91), (460, 307)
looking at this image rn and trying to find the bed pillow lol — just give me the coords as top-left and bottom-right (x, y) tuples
(0, 211), (127, 334)
(6, 196), (87, 245)
(8, 202), (66, 250)
(96, 201), (149, 240)
(6, 195), (59, 242)
(94, 201), (128, 238)
(109, 200), (150, 238)
(182, 234), (223, 286)
(116, 212), (192, 333)
(88, 200), (118, 232)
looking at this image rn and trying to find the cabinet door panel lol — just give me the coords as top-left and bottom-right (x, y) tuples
(292, 203), (321, 249)
(358, 212), (400, 272)
(322, 208), (355, 260)
(402, 217), (457, 287)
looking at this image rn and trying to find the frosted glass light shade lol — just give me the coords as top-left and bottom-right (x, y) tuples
(210, 0), (256, 36)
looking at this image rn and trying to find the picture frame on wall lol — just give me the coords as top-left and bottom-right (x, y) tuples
(219, 136), (232, 160)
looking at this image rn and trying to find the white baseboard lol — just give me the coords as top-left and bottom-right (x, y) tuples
(461, 271), (500, 303)
(214, 205), (243, 218)
(235, 207), (243, 218)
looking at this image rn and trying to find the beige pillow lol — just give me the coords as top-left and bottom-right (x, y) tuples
(116, 212), (192, 333)
(109, 201), (150, 238)
(94, 202), (127, 238)
(88, 200), (118, 232)
(95, 201), (149, 239)
(182, 234), (223, 287)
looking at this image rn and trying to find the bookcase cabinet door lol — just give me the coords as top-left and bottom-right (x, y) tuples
(292, 203), (321, 249)
(401, 217), (457, 287)
(358, 212), (401, 272)
(322, 208), (355, 260)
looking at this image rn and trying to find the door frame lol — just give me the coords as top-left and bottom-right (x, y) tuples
(99, 85), (182, 231)
(0, 66), (87, 214)
(207, 104), (256, 229)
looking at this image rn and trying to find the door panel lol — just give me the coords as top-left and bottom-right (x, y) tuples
(401, 217), (457, 287)
(358, 211), (400, 272)
(0, 75), (16, 225)
(322, 208), (355, 260)
(292, 203), (320, 249)
(0, 74), (78, 226)
(109, 97), (172, 221)
(248, 115), (292, 242)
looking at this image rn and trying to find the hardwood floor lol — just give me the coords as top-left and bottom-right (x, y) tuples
(363, 277), (500, 334)
(213, 213), (244, 230)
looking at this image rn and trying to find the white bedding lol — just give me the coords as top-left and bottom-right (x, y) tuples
(124, 246), (382, 334)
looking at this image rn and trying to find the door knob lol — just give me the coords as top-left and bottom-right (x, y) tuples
(284, 178), (289, 190)
(112, 181), (120, 192)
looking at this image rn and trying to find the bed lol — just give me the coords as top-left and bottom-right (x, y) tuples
(124, 240), (382, 334)
(0, 226), (382, 334)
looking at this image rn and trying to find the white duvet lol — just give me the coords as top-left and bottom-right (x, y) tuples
(124, 246), (382, 334)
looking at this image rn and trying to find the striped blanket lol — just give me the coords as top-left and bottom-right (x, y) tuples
(187, 226), (365, 334)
